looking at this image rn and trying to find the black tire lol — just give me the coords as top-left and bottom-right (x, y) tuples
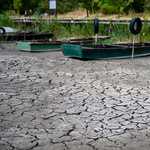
(0, 27), (6, 35)
(94, 18), (99, 34)
(129, 17), (142, 35)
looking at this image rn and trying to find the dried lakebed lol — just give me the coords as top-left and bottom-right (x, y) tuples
(0, 43), (150, 150)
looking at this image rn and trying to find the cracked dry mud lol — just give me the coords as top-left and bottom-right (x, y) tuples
(0, 43), (150, 150)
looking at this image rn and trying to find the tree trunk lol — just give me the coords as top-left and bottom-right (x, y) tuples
(86, 9), (89, 17)
(26, 0), (29, 16)
(55, 10), (57, 18)
(118, 8), (120, 19)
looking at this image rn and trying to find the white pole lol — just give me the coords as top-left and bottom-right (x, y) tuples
(95, 33), (97, 45)
(132, 35), (135, 59)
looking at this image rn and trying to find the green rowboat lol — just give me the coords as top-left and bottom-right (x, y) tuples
(61, 42), (150, 59)
(16, 36), (110, 52)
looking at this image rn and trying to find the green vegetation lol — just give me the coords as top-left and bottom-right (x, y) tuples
(129, 0), (146, 13)
(140, 16), (150, 42)
(1, 12), (150, 44)
(94, 0), (133, 17)
(0, 0), (14, 14)
(0, 0), (77, 16)
(14, 0), (23, 14)
(74, 0), (99, 17)
(0, 12), (15, 27)
(0, 0), (150, 43)
(0, 0), (148, 16)
(33, 17), (96, 40)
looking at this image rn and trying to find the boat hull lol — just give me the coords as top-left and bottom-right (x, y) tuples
(16, 36), (110, 52)
(17, 42), (62, 52)
(2, 32), (54, 41)
(61, 43), (150, 59)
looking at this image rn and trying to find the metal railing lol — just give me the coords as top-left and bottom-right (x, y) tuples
(12, 19), (133, 24)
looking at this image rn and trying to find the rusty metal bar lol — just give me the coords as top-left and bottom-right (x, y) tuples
(24, 18), (26, 42)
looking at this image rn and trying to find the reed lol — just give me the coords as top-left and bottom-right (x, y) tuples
(0, 13), (150, 43)
(0, 12), (14, 27)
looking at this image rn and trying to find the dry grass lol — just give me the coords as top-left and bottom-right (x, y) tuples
(10, 8), (150, 20)
(57, 9), (150, 20)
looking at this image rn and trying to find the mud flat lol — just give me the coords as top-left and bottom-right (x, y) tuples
(0, 43), (150, 150)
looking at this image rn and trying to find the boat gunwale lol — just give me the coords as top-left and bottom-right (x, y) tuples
(28, 36), (110, 45)
(80, 42), (150, 51)
(29, 40), (94, 45)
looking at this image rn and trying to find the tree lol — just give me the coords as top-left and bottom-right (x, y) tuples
(23, 0), (77, 15)
(130, 0), (146, 13)
(1, 0), (94, 16)
(13, 0), (41, 15)
(14, 0), (23, 14)
(74, 0), (99, 17)
(57, 0), (77, 14)
(0, 0), (14, 13)
(94, 0), (133, 18)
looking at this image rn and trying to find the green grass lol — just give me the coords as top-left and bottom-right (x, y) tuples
(0, 12), (150, 43)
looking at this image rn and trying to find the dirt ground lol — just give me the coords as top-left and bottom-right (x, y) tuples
(0, 43), (150, 150)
